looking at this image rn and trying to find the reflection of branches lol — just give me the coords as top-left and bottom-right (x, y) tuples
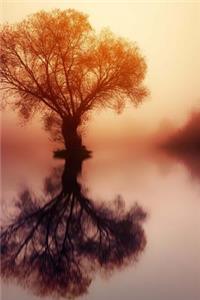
(1, 153), (147, 298)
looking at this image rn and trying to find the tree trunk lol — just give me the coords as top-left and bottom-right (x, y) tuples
(61, 116), (82, 150)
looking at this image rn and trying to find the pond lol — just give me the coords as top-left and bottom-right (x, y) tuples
(1, 125), (200, 300)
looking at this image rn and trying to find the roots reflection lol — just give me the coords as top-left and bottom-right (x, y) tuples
(1, 150), (147, 299)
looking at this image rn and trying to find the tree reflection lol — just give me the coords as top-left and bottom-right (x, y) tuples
(1, 151), (147, 298)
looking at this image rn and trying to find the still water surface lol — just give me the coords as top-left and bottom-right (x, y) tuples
(1, 136), (200, 300)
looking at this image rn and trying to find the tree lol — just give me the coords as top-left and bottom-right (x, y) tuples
(0, 151), (147, 298)
(0, 9), (148, 149)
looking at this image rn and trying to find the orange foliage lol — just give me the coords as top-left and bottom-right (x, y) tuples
(0, 9), (148, 125)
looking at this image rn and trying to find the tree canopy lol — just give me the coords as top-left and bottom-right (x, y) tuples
(0, 9), (148, 129)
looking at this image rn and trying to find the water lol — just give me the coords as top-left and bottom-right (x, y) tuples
(1, 128), (200, 300)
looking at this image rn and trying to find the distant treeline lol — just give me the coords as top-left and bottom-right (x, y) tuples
(160, 111), (200, 153)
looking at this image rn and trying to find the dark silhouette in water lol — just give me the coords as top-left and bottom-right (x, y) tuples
(0, 150), (147, 299)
